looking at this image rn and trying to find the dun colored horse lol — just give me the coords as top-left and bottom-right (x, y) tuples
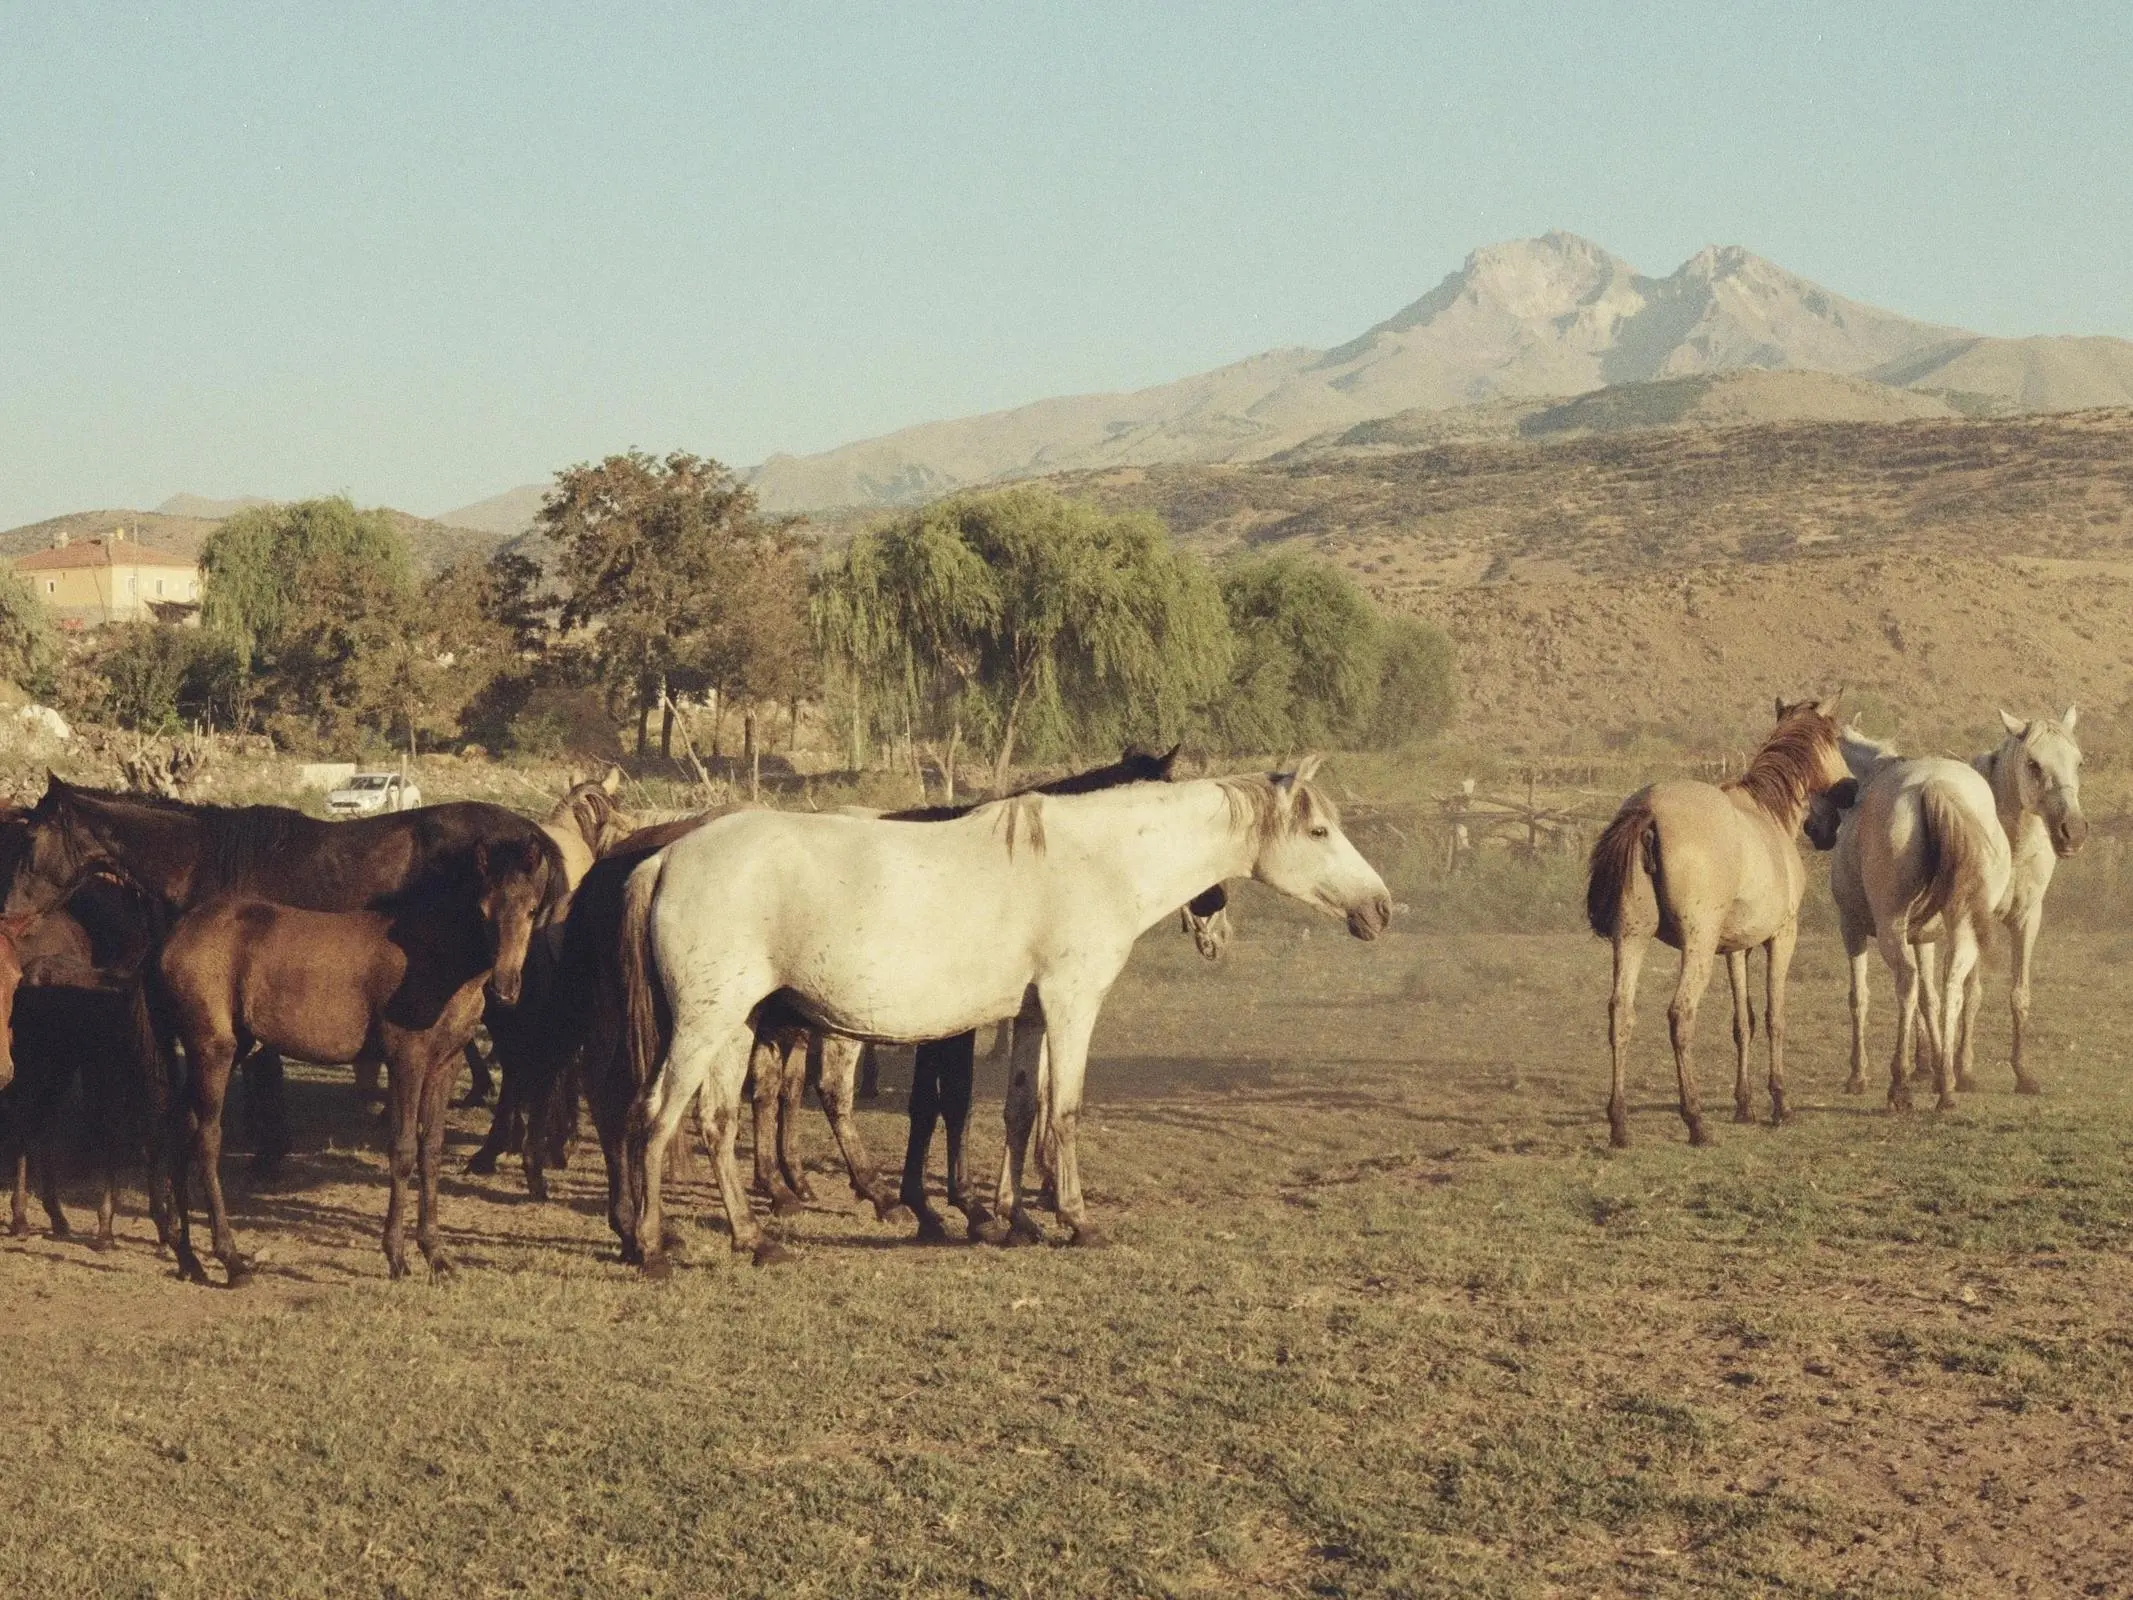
(1587, 698), (1847, 1147)
(157, 837), (553, 1284)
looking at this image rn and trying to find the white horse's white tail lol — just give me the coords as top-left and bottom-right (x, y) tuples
(1912, 782), (1998, 948)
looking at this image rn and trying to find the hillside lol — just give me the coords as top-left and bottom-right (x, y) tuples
(1053, 406), (2133, 751)
(0, 504), (506, 576)
(436, 483), (546, 539)
(747, 232), (2133, 513)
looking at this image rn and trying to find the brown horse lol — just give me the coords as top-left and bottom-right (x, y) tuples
(1587, 698), (1847, 1148)
(157, 836), (551, 1284)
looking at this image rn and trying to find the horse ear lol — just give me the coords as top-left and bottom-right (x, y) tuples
(1774, 696), (1787, 722)
(2063, 704), (2078, 732)
(1292, 754), (1324, 786)
(1154, 743), (1181, 779)
(1816, 691), (1843, 720)
(602, 765), (623, 795)
(1999, 708), (2027, 738)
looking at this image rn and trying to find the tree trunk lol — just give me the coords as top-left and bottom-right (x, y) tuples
(743, 708), (759, 801)
(635, 694), (650, 756)
(943, 717), (960, 806)
(659, 676), (674, 762)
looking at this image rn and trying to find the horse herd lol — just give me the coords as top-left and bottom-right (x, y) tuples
(0, 746), (1382, 1283)
(0, 698), (2086, 1288)
(1588, 696), (2087, 1147)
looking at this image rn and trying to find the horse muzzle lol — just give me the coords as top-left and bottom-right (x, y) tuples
(487, 970), (524, 1007)
(1346, 895), (1393, 942)
(2054, 815), (2090, 857)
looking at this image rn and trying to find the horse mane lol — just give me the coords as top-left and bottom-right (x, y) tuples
(882, 745), (1180, 826)
(59, 787), (325, 894)
(555, 782), (625, 850)
(1213, 773), (1339, 848)
(1721, 707), (1841, 824)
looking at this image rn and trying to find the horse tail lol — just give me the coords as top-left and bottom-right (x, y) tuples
(618, 854), (668, 1135)
(1586, 801), (1659, 939)
(1913, 783), (1997, 949)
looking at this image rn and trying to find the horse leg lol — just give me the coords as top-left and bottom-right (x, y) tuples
(1606, 934), (1648, 1147)
(1844, 944), (1872, 1095)
(1910, 941), (1941, 1086)
(93, 1160), (118, 1251)
(185, 1037), (253, 1286)
(464, 1057), (520, 1179)
(855, 1043), (880, 1102)
(415, 1044), (459, 1278)
(459, 1038), (494, 1109)
(1726, 948), (1755, 1123)
(813, 1033), (907, 1225)
(1764, 922), (1797, 1128)
(1879, 927), (1921, 1112)
(900, 1036), (948, 1241)
(748, 1032), (805, 1216)
(35, 1138), (67, 1239)
(1034, 990), (1107, 1247)
(1666, 934), (1717, 1147)
(9, 1153), (28, 1238)
(942, 1032), (988, 1240)
(637, 1013), (752, 1274)
(2008, 909), (2043, 1095)
(777, 1034), (816, 1202)
(1935, 930), (1982, 1113)
(986, 1004), (1047, 1245)
(1957, 962), (1985, 1095)
(382, 1049), (420, 1280)
(353, 1056), (383, 1106)
(241, 1047), (291, 1180)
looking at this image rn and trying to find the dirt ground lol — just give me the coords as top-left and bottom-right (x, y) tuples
(4, 887), (2133, 1596)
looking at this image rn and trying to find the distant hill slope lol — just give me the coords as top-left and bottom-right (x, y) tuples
(156, 493), (274, 519)
(1, 504), (506, 577)
(435, 484), (547, 539)
(1050, 406), (2133, 750)
(747, 232), (2133, 514)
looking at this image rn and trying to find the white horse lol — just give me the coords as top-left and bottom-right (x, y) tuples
(1909, 709), (2087, 1095)
(619, 760), (1391, 1266)
(1819, 727), (2010, 1110)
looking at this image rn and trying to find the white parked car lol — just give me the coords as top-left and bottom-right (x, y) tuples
(325, 771), (423, 817)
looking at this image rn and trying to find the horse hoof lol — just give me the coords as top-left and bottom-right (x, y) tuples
(1005, 1218), (1047, 1249)
(1686, 1123), (1712, 1149)
(8, 1221), (28, 1241)
(875, 1201), (916, 1227)
(639, 1252), (674, 1282)
(465, 1152), (498, 1177)
(1936, 1095), (1959, 1113)
(89, 1234), (116, 1254)
(659, 1226), (690, 1258)
(223, 1256), (257, 1289)
(1733, 1106), (1756, 1125)
(913, 1216), (953, 1247)
(1888, 1094), (1913, 1113)
(387, 1257), (410, 1282)
(427, 1253), (457, 1281)
(974, 1217), (1013, 1247)
(2015, 1077), (2044, 1097)
(770, 1192), (806, 1218)
(751, 1239), (794, 1267)
(1068, 1223), (1110, 1249)
(791, 1178), (818, 1202)
(1843, 1077), (1866, 1096)
(525, 1175), (550, 1204)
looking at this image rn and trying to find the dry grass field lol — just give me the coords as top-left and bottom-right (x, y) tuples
(6, 824), (2133, 1597)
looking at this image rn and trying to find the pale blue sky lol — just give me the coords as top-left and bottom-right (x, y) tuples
(2, 1), (2128, 528)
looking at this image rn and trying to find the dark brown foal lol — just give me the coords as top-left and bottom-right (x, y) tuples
(157, 838), (549, 1285)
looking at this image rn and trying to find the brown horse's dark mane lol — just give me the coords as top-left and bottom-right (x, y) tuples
(1722, 706), (1842, 824)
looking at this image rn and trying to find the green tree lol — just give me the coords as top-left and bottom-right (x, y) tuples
(1212, 553), (1456, 752)
(0, 566), (58, 698)
(88, 622), (247, 733)
(815, 488), (1233, 792)
(538, 451), (814, 757)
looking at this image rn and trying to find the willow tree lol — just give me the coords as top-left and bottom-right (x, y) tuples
(815, 487), (1232, 795)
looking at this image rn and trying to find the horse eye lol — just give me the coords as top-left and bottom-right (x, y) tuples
(1308, 824), (1331, 840)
